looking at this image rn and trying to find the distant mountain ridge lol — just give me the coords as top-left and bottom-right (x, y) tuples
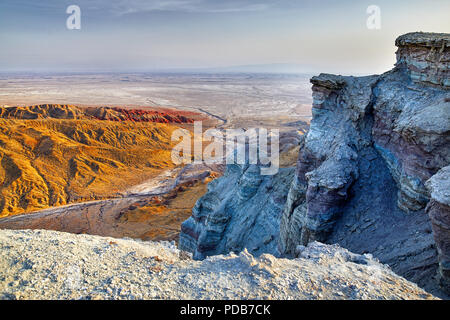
(0, 104), (197, 124)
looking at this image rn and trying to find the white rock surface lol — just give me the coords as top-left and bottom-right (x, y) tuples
(0, 229), (436, 300)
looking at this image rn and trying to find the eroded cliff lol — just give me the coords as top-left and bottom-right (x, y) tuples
(281, 32), (449, 295)
(179, 32), (449, 297)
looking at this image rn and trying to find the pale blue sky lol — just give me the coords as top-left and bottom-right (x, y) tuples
(0, 0), (449, 74)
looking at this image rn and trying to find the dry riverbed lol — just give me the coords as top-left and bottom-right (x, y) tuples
(0, 163), (223, 242)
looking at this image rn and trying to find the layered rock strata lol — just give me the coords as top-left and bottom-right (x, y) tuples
(0, 104), (198, 123)
(280, 32), (449, 295)
(395, 32), (449, 88)
(426, 166), (450, 292)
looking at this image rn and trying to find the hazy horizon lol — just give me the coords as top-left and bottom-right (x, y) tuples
(1, 0), (449, 75)
(0, 64), (316, 76)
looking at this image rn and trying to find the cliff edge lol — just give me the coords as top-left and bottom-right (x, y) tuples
(179, 32), (449, 297)
(0, 229), (436, 300)
(280, 32), (449, 295)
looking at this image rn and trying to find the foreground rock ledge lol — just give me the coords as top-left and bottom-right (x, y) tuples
(0, 229), (436, 300)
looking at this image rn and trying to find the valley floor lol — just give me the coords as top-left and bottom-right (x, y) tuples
(0, 163), (221, 242)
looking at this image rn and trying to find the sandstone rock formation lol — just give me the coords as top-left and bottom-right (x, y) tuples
(280, 32), (449, 295)
(395, 32), (449, 88)
(0, 229), (436, 300)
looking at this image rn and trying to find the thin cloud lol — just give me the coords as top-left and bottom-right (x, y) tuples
(1, 0), (287, 17)
(108, 0), (272, 15)
(1, 0), (275, 15)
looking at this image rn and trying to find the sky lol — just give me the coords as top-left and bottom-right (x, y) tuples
(0, 0), (449, 74)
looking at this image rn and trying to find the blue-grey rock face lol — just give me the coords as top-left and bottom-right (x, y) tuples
(179, 164), (294, 259)
(179, 32), (449, 297)
(280, 32), (449, 296)
(426, 166), (450, 293)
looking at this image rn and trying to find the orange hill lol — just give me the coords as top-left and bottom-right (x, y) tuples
(0, 104), (197, 123)
(0, 104), (199, 217)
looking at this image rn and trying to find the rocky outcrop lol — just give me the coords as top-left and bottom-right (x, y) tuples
(426, 166), (450, 292)
(395, 32), (449, 88)
(176, 32), (448, 296)
(178, 129), (302, 259)
(280, 74), (378, 248)
(280, 32), (449, 296)
(179, 163), (294, 259)
(0, 229), (437, 300)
